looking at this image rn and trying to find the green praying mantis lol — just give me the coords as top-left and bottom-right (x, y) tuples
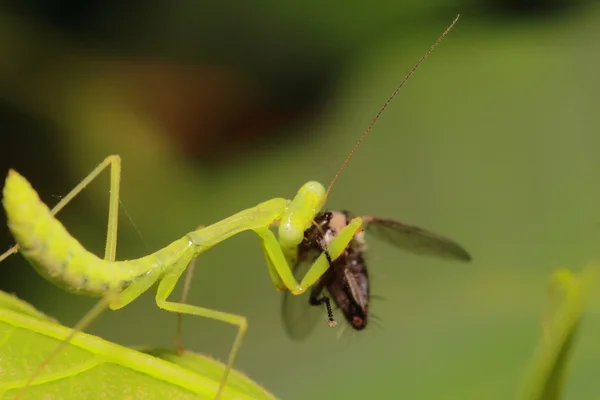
(1, 15), (465, 400)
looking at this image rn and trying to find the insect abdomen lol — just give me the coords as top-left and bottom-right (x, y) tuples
(2, 170), (137, 296)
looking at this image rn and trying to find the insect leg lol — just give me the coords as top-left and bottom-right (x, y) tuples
(13, 155), (125, 399)
(15, 268), (165, 399)
(17, 261), (165, 400)
(176, 225), (205, 353)
(310, 292), (337, 328)
(155, 249), (247, 400)
(11, 293), (118, 399)
(309, 242), (337, 327)
(0, 155), (122, 263)
(257, 237), (286, 292)
(253, 228), (305, 293)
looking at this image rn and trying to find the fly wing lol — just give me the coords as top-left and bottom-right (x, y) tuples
(281, 256), (326, 341)
(362, 216), (471, 262)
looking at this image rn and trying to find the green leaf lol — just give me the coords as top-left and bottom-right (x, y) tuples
(519, 266), (598, 400)
(0, 291), (278, 400)
(0, 291), (58, 323)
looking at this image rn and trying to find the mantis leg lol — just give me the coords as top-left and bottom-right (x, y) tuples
(176, 225), (206, 353)
(257, 239), (286, 292)
(13, 156), (124, 399)
(0, 154), (122, 263)
(153, 249), (247, 400)
(255, 216), (364, 295)
(16, 268), (164, 399)
(299, 216), (363, 289)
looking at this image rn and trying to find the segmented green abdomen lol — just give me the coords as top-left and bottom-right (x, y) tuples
(2, 170), (146, 296)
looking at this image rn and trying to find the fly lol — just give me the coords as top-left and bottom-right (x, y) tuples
(281, 210), (471, 340)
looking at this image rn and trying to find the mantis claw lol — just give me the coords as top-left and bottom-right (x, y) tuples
(291, 286), (305, 295)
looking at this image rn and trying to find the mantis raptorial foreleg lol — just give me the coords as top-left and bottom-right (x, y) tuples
(255, 217), (363, 290)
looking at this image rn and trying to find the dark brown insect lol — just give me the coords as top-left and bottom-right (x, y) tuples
(281, 210), (471, 341)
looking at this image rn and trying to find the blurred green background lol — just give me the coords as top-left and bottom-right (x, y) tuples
(1, 1), (600, 399)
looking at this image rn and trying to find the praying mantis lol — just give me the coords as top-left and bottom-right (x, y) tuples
(1, 15), (462, 400)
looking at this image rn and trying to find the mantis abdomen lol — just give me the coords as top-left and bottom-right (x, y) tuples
(2, 169), (168, 296)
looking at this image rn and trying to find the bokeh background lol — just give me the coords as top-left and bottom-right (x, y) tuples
(1, 1), (600, 399)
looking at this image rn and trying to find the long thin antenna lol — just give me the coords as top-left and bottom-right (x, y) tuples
(324, 14), (460, 199)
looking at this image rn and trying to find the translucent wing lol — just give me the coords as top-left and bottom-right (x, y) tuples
(362, 216), (472, 262)
(281, 256), (326, 341)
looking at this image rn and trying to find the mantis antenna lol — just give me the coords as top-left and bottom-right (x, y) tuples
(324, 14), (460, 200)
